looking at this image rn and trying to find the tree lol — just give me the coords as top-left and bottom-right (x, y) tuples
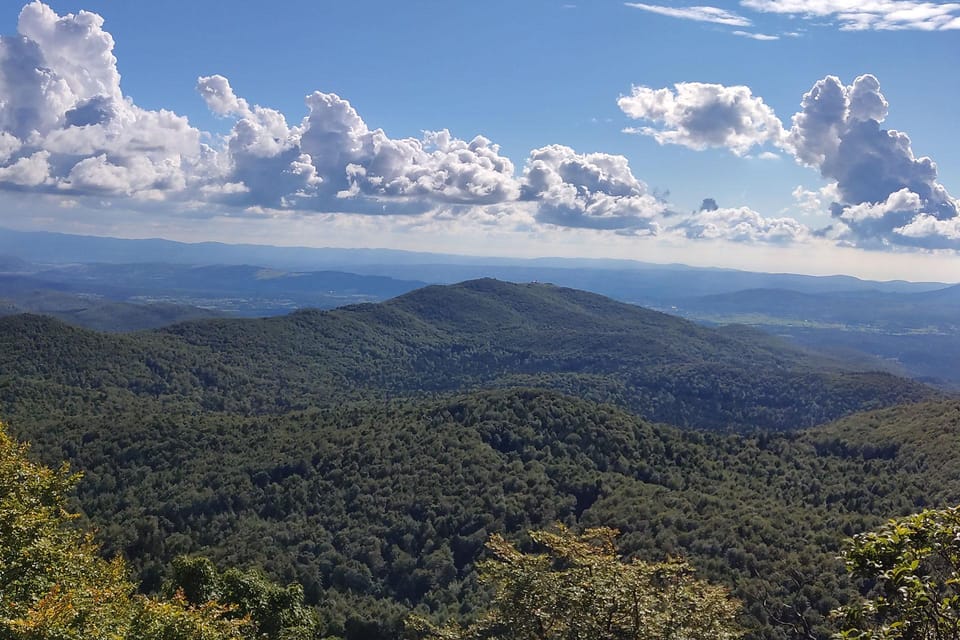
(167, 555), (322, 639)
(835, 506), (960, 640)
(408, 524), (741, 640)
(0, 421), (246, 640)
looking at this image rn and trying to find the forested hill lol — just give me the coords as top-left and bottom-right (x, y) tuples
(0, 278), (954, 639)
(0, 278), (935, 430)
(8, 387), (960, 640)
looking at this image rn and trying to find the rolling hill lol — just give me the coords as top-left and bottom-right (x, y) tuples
(0, 279), (934, 430)
(0, 278), (954, 639)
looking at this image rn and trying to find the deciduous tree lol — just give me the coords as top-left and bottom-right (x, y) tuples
(836, 506), (960, 640)
(409, 525), (741, 640)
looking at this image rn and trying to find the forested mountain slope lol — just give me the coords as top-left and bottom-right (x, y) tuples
(0, 279), (947, 638)
(0, 279), (935, 430)
(6, 389), (960, 640)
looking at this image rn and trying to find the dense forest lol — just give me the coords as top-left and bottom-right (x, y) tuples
(2, 280), (957, 639)
(0, 279), (934, 430)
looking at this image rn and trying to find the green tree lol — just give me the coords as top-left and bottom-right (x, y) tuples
(835, 506), (960, 640)
(167, 556), (323, 639)
(409, 525), (741, 640)
(0, 421), (246, 640)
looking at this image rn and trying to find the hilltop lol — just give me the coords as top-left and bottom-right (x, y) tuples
(0, 279), (934, 430)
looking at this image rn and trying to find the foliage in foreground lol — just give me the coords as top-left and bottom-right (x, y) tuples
(409, 525), (741, 640)
(166, 555), (326, 639)
(836, 506), (960, 640)
(0, 421), (248, 640)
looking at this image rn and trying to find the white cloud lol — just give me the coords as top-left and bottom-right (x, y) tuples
(791, 182), (839, 214)
(625, 3), (753, 25)
(0, 150), (50, 186)
(17, 1), (121, 101)
(740, 0), (960, 30)
(0, 4), (676, 236)
(789, 74), (959, 248)
(199, 76), (521, 213)
(840, 188), (921, 223)
(731, 30), (780, 39)
(616, 72), (960, 250)
(674, 205), (810, 243)
(0, 2), (206, 200)
(521, 145), (666, 231)
(0, 4), (526, 217)
(0, 132), (22, 163)
(298, 92), (520, 207)
(197, 74), (249, 117)
(618, 82), (786, 155)
(895, 215), (960, 246)
(1, 2), (958, 257)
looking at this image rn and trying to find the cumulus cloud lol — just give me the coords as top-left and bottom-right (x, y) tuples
(0, 3), (524, 218)
(789, 74), (959, 248)
(617, 72), (960, 250)
(624, 2), (753, 25)
(740, 0), (960, 30)
(0, 1), (206, 200)
(839, 188), (921, 223)
(301, 93), (520, 208)
(3, 2), (958, 255)
(198, 75), (522, 213)
(196, 74), (321, 209)
(618, 82), (785, 156)
(0, 132), (20, 163)
(791, 182), (840, 215)
(0, 150), (51, 186)
(520, 145), (665, 231)
(894, 215), (960, 247)
(0, 3), (674, 236)
(674, 205), (810, 243)
(196, 74), (249, 117)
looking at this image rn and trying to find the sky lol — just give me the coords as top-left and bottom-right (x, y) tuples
(0, 1), (958, 280)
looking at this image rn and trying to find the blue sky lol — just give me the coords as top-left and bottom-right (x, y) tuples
(0, 1), (958, 280)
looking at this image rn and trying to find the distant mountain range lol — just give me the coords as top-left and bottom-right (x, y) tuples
(1, 227), (957, 388)
(0, 257), (429, 326)
(0, 227), (947, 295)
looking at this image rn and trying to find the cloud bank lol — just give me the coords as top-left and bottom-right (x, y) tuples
(0, 2), (956, 255)
(0, 2), (668, 236)
(196, 74), (521, 213)
(676, 205), (810, 243)
(621, 73), (959, 249)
